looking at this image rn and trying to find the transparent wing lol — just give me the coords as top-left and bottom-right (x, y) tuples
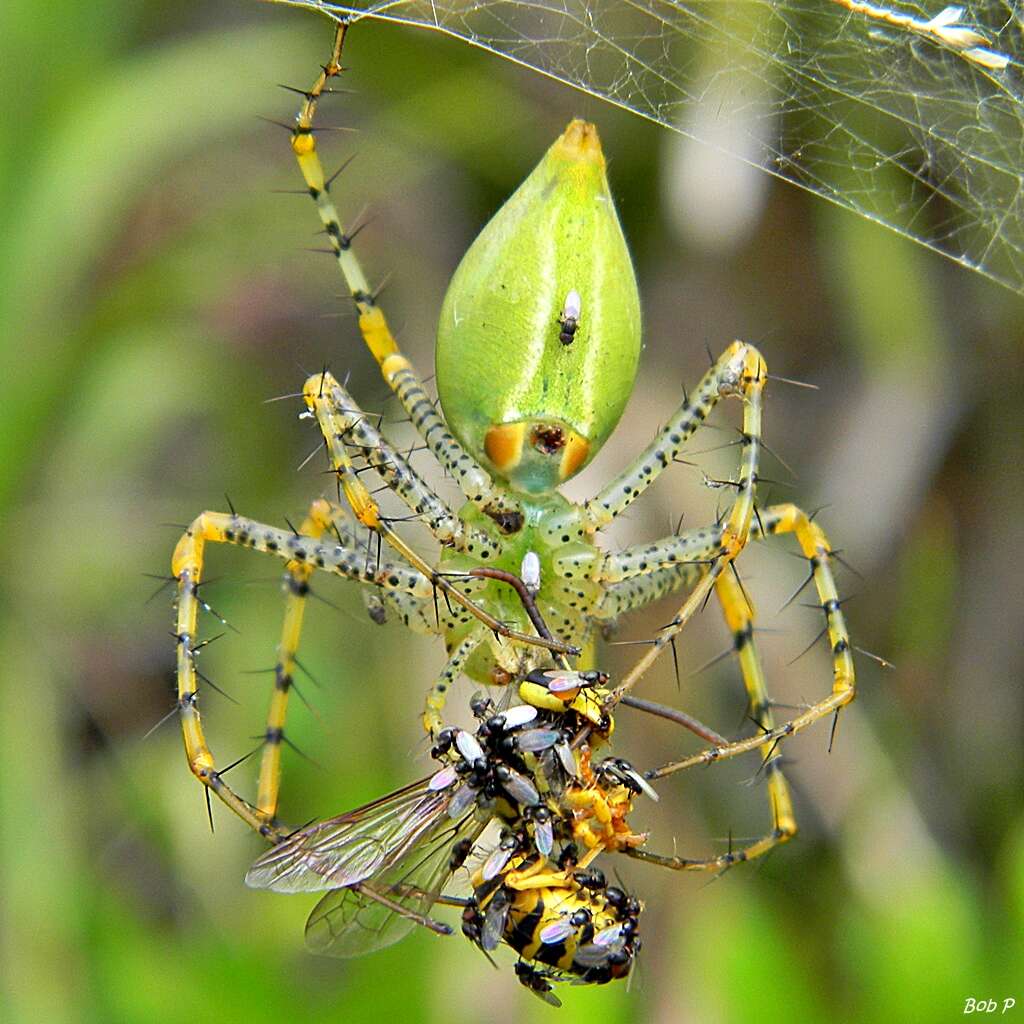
(267, 0), (1024, 295)
(245, 775), (458, 894)
(304, 815), (486, 957)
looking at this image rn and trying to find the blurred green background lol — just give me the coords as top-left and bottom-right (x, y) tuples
(1, 2), (1022, 1022)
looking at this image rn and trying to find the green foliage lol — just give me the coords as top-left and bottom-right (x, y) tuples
(0, 2), (1021, 1022)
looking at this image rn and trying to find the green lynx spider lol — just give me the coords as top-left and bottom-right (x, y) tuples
(172, 24), (855, 856)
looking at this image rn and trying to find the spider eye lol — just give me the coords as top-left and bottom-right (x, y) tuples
(437, 119), (641, 493)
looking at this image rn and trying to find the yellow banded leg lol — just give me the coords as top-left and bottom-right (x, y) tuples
(173, 508), (443, 832)
(647, 503), (855, 779)
(422, 625), (487, 738)
(173, 511), (434, 597)
(256, 498), (338, 821)
(287, 25), (521, 526)
(305, 372), (501, 559)
(716, 567), (796, 844)
(174, 566), (277, 837)
(543, 341), (766, 549)
(604, 563), (726, 711)
(630, 570), (798, 872)
(303, 371), (577, 659)
(599, 347), (769, 704)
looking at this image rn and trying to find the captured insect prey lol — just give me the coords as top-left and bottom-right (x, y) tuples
(244, 680), (648, 994)
(169, 14), (862, 1007)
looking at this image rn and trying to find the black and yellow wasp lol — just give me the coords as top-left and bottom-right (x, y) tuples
(244, 679), (649, 1000)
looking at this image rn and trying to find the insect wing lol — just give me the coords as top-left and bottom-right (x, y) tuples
(538, 917), (575, 945)
(305, 816), (486, 958)
(482, 842), (514, 882)
(455, 729), (485, 764)
(555, 740), (579, 778)
(481, 887), (512, 951)
(447, 782), (478, 819)
(499, 704), (538, 729)
(514, 728), (561, 752)
(428, 765), (458, 790)
(245, 775), (456, 894)
(533, 816), (554, 857)
(499, 767), (539, 806)
(516, 965), (563, 1008)
(574, 926), (626, 967)
(305, 884), (422, 957)
(535, 987), (562, 1008)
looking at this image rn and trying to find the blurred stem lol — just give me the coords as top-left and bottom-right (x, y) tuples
(0, 627), (81, 1022)
(0, 23), (313, 518)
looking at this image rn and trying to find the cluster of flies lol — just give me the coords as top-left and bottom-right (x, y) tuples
(168, 18), (868, 1007)
(247, 670), (649, 1003)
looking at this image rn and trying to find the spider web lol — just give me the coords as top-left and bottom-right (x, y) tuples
(268, 0), (1023, 296)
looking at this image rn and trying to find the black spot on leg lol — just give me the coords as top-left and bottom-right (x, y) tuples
(733, 622), (754, 649)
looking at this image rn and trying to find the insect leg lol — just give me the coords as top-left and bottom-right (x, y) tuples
(422, 623), (488, 738)
(304, 370), (578, 658)
(646, 503), (855, 778)
(288, 25), (522, 528)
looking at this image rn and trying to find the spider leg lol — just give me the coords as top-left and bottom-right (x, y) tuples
(376, 588), (467, 636)
(288, 24), (522, 530)
(304, 370), (578, 658)
(646, 503), (855, 779)
(422, 624), (489, 738)
(172, 507), (456, 832)
(555, 524), (723, 584)
(253, 497), (408, 820)
(542, 340), (766, 552)
(592, 561), (704, 620)
(304, 369), (502, 560)
(566, 344), (775, 710)
(256, 499), (332, 822)
(548, 340), (764, 653)
(626, 569), (797, 872)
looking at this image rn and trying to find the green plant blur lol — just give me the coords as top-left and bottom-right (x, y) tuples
(0, 3), (1021, 1023)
